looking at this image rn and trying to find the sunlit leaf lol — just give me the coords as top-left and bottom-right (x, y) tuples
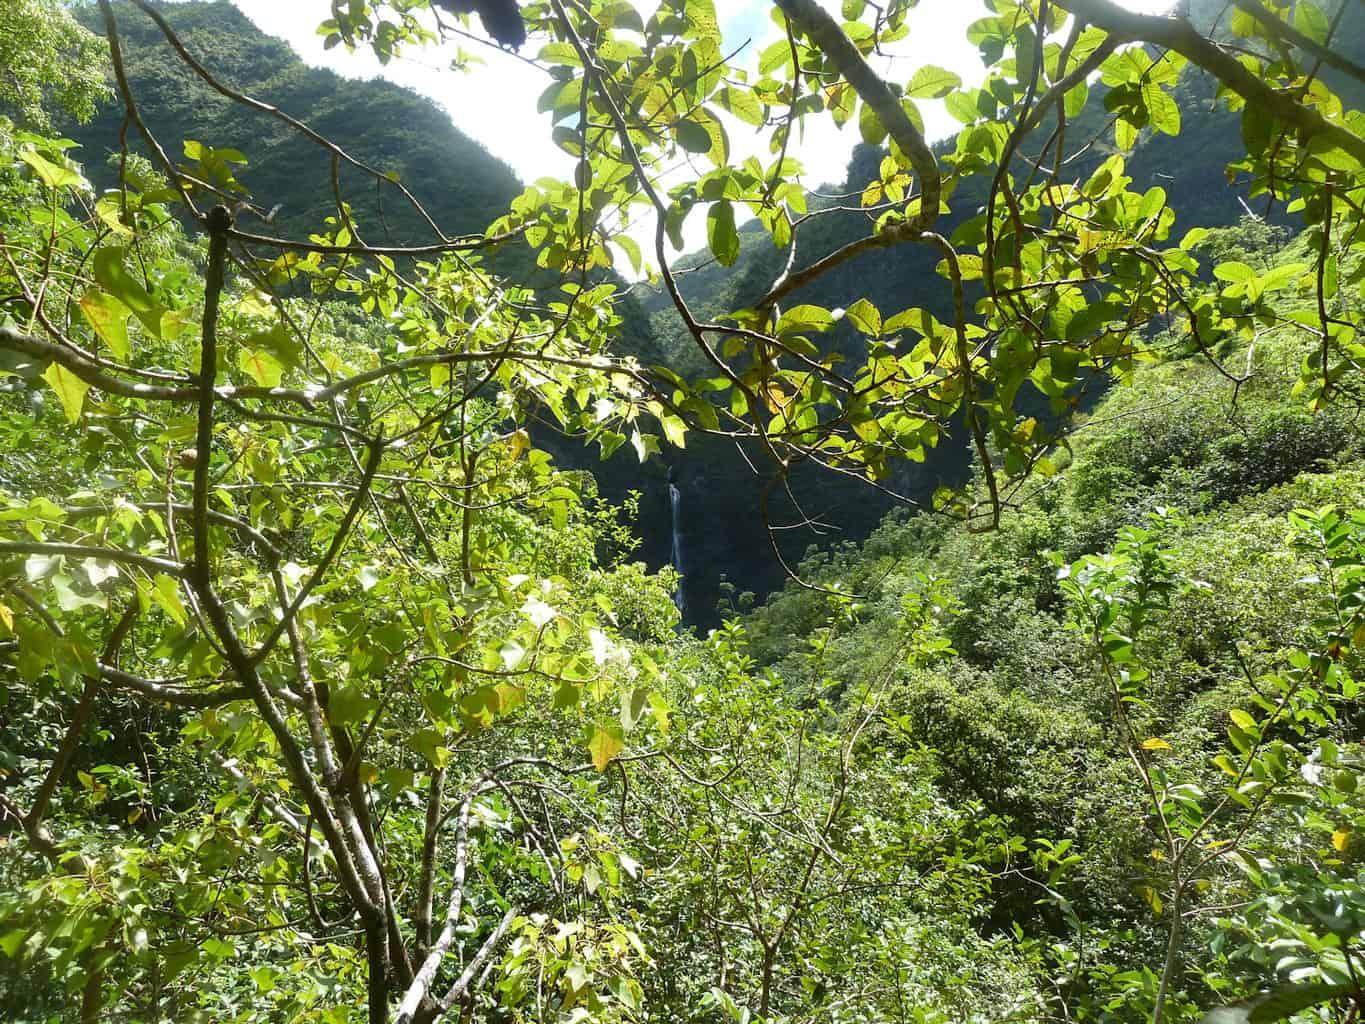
(588, 722), (625, 771)
(42, 363), (90, 424)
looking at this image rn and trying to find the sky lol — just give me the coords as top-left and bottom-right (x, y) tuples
(228, 0), (1172, 261)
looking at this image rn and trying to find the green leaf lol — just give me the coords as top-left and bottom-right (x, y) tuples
(202, 937), (235, 960)
(1258, 262), (1307, 293)
(151, 574), (188, 627)
(1180, 227), (1210, 250)
(410, 728), (451, 768)
(93, 195), (134, 237)
(858, 101), (888, 146)
(758, 38), (792, 75)
(0, 929), (27, 958)
(717, 86), (764, 127)
(42, 363), (90, 424)
(332, 682), (378, 726)
(613, 233), (642, 274)
(945, 90), (981, 124)
(1063, 80), (1089, 118)
(905, 64), (961, 99)
(649, 691), (671, 734)
(1293, 1), (1330, 45)
(1217, 260), (1255, 285)
(1249, 984), (1353, 1024)
(659, 413), (687, 449)
(93, 248), (167, 340)
(675, 119), (713, 154)
(707, 200), (740, 266)
(1115, 117), (1138, 151)
(777, 304), (835, 336)
(241, 324), (302, 370)
(1214, 261), (1256, 284)
(844, 298), (882, 336)
(1144, 84), (1181, 136)
(19, 150), (84, 190)
(937, 255), (984, 280)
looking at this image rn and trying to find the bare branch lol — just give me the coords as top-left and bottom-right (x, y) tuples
(0, 541), (186, 577)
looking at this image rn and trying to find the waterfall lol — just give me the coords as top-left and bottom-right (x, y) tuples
(668, 471), (686, 617)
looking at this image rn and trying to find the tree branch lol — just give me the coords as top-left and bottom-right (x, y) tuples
(774, 0), (940, 230)
(395, 780), (489, 1024)
(1230, 0), (1365, 86)
(1055, 0), (1365, 165)
(434, 907), (518, 1015)
(0, 541), (186, 577)
(190, 205), (231, 592)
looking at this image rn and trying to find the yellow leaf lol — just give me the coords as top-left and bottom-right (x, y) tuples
(42, 362), (90, 424)
(1334, 829), (1351, 853)
(763, 383), (789, 413)
(0, 602), (12, 631)
(508, 429), (530, 461)
(495, 683), (525, 713)
(1136, 884), (1163, 915)
(149, 573), (188, 627)
(649, 691), (671, 735)
(238, 348), (283, 388)
(1142, 737), (1172, 751)
(587, 724), (624, 772)
(80, 290), (131, 361)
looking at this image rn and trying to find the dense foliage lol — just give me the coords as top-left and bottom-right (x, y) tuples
(2, 0), (1365, 1023)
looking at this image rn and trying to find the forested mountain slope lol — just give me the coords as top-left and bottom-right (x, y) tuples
(640, 0), (1365, 620)
(726, 222), (1365, 1016)
(58, 0), (688, 586)
(70, 1), (522, 244)
(4, 1), (1365, 1021)
(53, 0), (1365, 624)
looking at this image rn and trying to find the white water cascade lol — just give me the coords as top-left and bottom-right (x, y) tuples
(668, 471), (686, 617)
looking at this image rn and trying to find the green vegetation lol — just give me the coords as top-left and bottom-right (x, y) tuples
(2, 1), (1365, 1022)
(0, 0), (109, 130)
(67, 1), (522, 243)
